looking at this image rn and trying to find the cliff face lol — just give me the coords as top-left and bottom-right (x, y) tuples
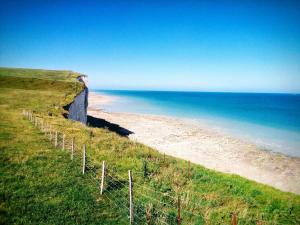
(68, 87), (88, 124)
(67, 75), (88, 124)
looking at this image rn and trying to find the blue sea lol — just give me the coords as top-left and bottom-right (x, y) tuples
(93, 90), (300, 157)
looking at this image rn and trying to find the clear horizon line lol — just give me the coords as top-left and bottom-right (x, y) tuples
(90, 88), (300, 95)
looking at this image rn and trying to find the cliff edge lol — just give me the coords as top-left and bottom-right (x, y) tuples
(67, 75), (88, 124)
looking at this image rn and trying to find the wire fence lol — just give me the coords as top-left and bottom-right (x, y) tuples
(22, 110), (247, 225)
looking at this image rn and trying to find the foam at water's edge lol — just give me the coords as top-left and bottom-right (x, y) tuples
(94, 90), (300, 157)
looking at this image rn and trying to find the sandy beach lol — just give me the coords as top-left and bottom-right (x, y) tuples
(88, 92), (300, 194)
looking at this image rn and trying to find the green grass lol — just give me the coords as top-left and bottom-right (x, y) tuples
(0, 67), (300, 225)
(0, 67), (81, 81)
(0, 109), (125, 225)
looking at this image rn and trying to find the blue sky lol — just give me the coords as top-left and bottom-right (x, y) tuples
(1, 0), (300, 93)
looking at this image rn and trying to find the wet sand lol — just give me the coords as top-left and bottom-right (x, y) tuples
(88, 92), (300, 194)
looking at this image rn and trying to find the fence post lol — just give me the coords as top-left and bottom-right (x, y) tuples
(128, 170), (134, 224)
(177, 195), (181, 225)
(62, 134), (65, 150)
(146, 204), (152, 225)
(49, 125), (52, 141)
(143, 160), (148, 178)
(188, 161), (191, 179)
(41, 120), (44, 132)
(82, 144), (86, 174)
(55, 131), (58, 148)
(100, 161), (105, 194)
(44, 122), (48, 135)
(231, 213), (237, 225)
(71, 137), (75, 160)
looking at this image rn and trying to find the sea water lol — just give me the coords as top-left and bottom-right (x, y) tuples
(93, 90), (300, 157)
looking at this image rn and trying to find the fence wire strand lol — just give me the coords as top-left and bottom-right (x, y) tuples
(23, 111), (206, 225)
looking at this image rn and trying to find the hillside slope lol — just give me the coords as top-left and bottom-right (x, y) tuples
(0, 67), (299, 225)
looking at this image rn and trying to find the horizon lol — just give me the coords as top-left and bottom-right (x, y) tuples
(1, 65), (300, 94)
(94, 88), (300, 95)
(1, 1), (300, 93)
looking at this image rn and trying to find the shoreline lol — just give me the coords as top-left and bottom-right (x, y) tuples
(88, 92), (300, 194)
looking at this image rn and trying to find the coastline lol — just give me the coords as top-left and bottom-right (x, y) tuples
(88, 92), (300, 194)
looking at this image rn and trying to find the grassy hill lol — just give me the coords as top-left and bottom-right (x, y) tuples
(0, 67), (299, 225)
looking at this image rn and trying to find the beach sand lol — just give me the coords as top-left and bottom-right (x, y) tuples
(88, 92), (300, 194)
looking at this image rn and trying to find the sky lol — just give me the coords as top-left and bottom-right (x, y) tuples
(0, 0), (300, 93)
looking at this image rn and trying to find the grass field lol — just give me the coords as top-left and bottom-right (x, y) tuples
(0, 67), (300, 225)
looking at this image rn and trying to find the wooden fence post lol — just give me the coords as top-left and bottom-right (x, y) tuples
(177, 195), (181, 225)
(62, 134), (65, 150)
(41, 120), (44, 132)
(100, 161), (105, 194)
(71, 137), (75, 160)
(128, 170), (134, 224)
(44, 122), (48, 135)
(143, 160), (148, 178)
(49, 125), (52, 141)
(231, 213), (237, 225)
(146, 204), (152, 225)
(55, 131), (58, 148)
(188, 161), (191, 179)
(82, 144), (86, 174)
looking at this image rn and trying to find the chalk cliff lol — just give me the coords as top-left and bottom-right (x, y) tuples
(67, 75), (88, 124)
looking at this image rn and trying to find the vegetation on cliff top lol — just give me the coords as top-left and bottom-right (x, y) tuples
(0, 67), (299, 225)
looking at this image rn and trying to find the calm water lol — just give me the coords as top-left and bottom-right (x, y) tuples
(94, 90), (300, 157)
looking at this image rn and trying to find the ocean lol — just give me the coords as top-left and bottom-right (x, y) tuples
(93, 90), (300, 157)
